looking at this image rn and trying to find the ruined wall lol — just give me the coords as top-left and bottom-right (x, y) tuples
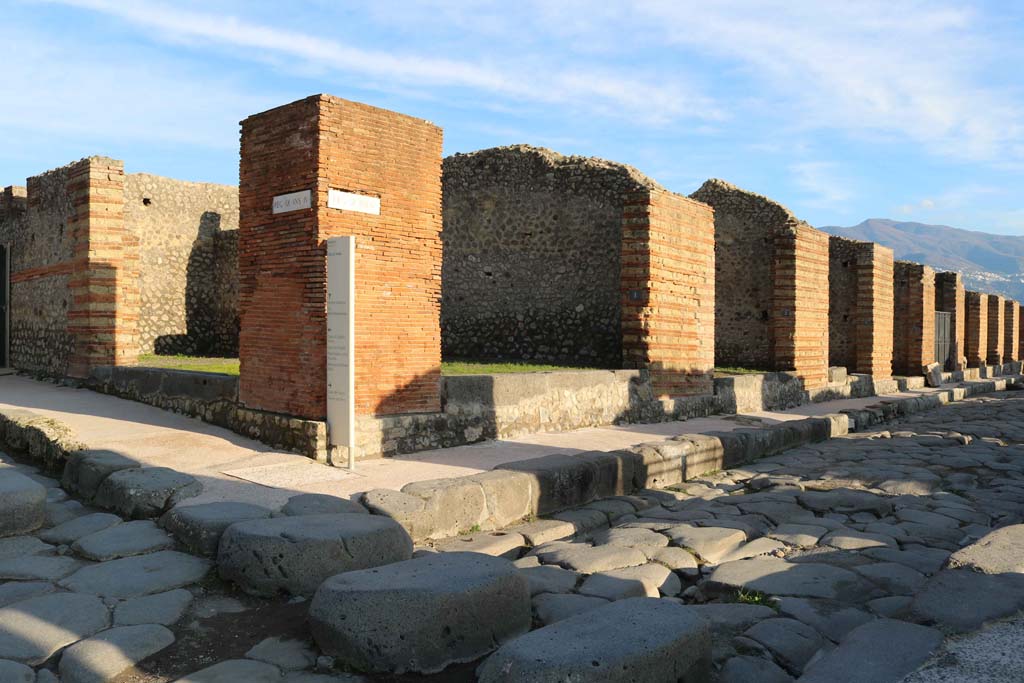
(892, 261), (935, 376)
(987, 294), (1006, 366)
(828, 236), (858, 370)
(441, 146), (658, 366)
(829, 237), (894, 376)
(935, 272), (966, 371)
(1004, 300), (1020, 364)
(124, 174), (239, 357)
(965, 291), (989, 368)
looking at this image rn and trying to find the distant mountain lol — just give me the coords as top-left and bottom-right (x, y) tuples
(819, 218), (1024, 303)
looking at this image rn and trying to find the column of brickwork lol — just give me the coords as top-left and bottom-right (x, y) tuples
(621, 189), (714, 398)
(855, 243), (894, 377)
(892, 261), (935, 376)
(66, 157), (138, 377)
(935, 272), (966, 371)
(964, 291), (988, 368)
(238, 94), (443, 420)
(1003, 300), (1019, 363)
(772, 224), (830, 389)
(987, 295), (1006, 366)
(1019, 304), (1024, 362)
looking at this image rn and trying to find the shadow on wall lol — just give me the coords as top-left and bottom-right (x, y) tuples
(154, 211), (240, 358)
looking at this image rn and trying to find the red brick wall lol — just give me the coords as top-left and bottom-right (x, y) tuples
(772, 225), (830, 389)
(621, 189), (714, 397)
(1003, 300), (1019, 364)
(238, 95), (443, 419)
(935, 272), (966, 371)
(965, 291), (988, 368)
(892, 261), (935, 376)
(987, 294), (1006, 366)
(1019, 304), (1024, 362)
(856, 243), (894, 377)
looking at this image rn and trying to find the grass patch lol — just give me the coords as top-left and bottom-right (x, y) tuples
(734, 588), (777, 609)
(715, 366), (770, 376)
(136, 354), (240, 376)
(441, 360), (603, 375)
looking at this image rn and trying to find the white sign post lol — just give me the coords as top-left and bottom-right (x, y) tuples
(326, 236), (356, 470)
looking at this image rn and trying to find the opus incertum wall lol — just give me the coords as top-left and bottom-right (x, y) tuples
(828, 236), (894, 377)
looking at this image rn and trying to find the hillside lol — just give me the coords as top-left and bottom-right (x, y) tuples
(819, 219), (1024, 302)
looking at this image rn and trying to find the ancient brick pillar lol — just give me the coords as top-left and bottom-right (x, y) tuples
(772, 225), (830, 389)
(829, 237), (893, 377)
(892, 261), (935, 376)
(935, 272), (966, 371)
(621, 189), (715, 398)
(238, 95), (443, 420)
(1004, 300), (1020, 364)
(964, 291), (988, 368)
(986, 295), (1005, 366)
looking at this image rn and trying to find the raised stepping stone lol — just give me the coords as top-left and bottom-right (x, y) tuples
(219, 513), (412, 597)
(578, 563), (680, 600)
(533, 593), (608, 625)
(60, 550), (211, 597)
(0, 535), (53, 560)
(114, 588), (194, 626)
(511, 519), (575, 545)
(436, 531), (526, 558)
(245, 636), (317, 670)
(59, 624), (175, 683)
(282, 493), (366, 516)
(744, 617), (826, 675)
(174, 659), (282, 682)
(707, 558), (870, 601)
(310, 552), (530, 675)
(40, 513), (122, 545)
(821, 529), (896, 550)
(947, 524), (1024, 574)
(518, 564), (579, 595)
(590, 527), (669, 549)
(800, 619), (942, 682)
(665, 524), (746, 563)
(719, 537), (786, 563)
(853, 562), (925, 595)
(161, 502), (273, 556)
(532, 543), (646, 573)
(911, 569), (1024, 632)
(0, 555), (81, 581)
(62, 450), (140, 500)
(719, 655), (793, 683)
(0, 659), (34, 683)
(477, 598), (711, 682)
(94, 467), (202, 519)
(0, 470), (45, 537)
(0, 593), (109, 665)
(72, 519), (173, 560)
(775, 597), (872, 643)
(769, 523), (827, 547)
(0, 581), (55, 608)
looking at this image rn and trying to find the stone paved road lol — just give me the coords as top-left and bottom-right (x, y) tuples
(3, 391), (1024, 681)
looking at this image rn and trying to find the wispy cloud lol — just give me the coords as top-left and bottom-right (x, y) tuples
(790, 161), (854, 208)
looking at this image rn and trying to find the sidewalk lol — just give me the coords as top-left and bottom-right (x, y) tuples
(0, 374), (963, 509)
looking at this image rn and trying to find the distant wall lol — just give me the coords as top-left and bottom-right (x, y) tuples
(124, 174), (239, 357)
(965, 291), (988, 368)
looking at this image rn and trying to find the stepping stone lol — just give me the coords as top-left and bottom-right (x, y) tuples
(218, 513), (412, 597)
(40, 513), (122, 545)
(310, 552), (530, 675)
(0, 555), (82, 581)
(578, 563), (680, 600)
(60, 550), (211, 598)
(769, 523), (827, 547)
(532, 593), (608, 625)
(281, 493), (366, 516)
(852, 562), (925, 595)
(0, 593), (109, 665)
(114, 588), (194, 626)
(59, 624), (175, 683)
(94, 467), (202, 519)
(435, 531), (526, 558)
(161, 502), (273, 556)
(0, 470), (46, 537)
(0, 581), (55, 608)
(947, 524), (1024, 574)
(0, 660), (34, 683)
(744, 617), (826, 675)
(720, 655), (793, 683)
(62, 450), (140, 500)
(533, 544), (646, 573)
(245, 636), (317, 670)
(0, 535), (53, 560)
(477, 598), (711, 682)
(911, 569), (1024, 632)
(72, 519), (173, 560)
(800, 619), (942, 682)
(518, 565), (579, 596)
(821, 529), (896, 550)
(664, 524), (746, 563)
(174, 659), (282, 682)
(707, 558), (870, 601)
(775, 597), (872, 643)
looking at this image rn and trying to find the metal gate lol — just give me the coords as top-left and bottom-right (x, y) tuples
(935, 310), (951, 371)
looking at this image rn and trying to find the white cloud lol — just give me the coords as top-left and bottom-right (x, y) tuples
(790, 161), (854, 208)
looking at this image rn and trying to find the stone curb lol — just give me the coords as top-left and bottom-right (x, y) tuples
(0, 409), (87, 472)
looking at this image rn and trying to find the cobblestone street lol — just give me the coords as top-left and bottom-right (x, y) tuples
(2, 391), (1024, 681)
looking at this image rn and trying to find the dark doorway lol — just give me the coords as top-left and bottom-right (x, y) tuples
(935, 310), (952, 371)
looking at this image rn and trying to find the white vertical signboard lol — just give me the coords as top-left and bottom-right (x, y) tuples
(326, 236), (356, 469)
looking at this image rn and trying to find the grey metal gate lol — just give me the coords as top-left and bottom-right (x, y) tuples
(935, 311), (951, 370)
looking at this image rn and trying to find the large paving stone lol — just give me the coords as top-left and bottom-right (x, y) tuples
(0, 659), (34, 683)
(0, 555), (82, 581)
(219, 513), (413, 597)
(60, 550), (211, 597)
(800, 619), (942, 683)
(947, 524), (1024, 574)
(719, 655), (793, 683)
(175, 659), (283, 682)
(532, 593), (609, 625)
(578, 563), (680, 600)
(114, 588), (194, 626)
(911, 569), (1024, 632)
(161, 502), (273, 556)
(775, 597), (872, 643)
(62, 450), (140, 500)
(281, 493), (366, 516)
(0, 470), (46, 537)
(477, 597), (711, 683)
(0, 581), (55, 608)
(743, 617), (826, 675)
(310, 552), (530, 675)
(533, 543), (646, 573)
(852, 561), (925, 595)
(59, 624), (175, 683)
(706, 557), (870, 601)
(0, 535), (53, 560)
(820, 529), (897, 550)
(799, 489), (893, 516)
(72, 519), (173, 560)
(519, 564), (580, 596)
(665, 524), (746, 563)
(94, 467), (202, 519)
(40, 513), (122, 545)
(0, 593), (109, 665)
(245, 636), (316, 670)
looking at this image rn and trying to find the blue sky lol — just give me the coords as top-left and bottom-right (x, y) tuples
(3, 0), (1024, 233)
